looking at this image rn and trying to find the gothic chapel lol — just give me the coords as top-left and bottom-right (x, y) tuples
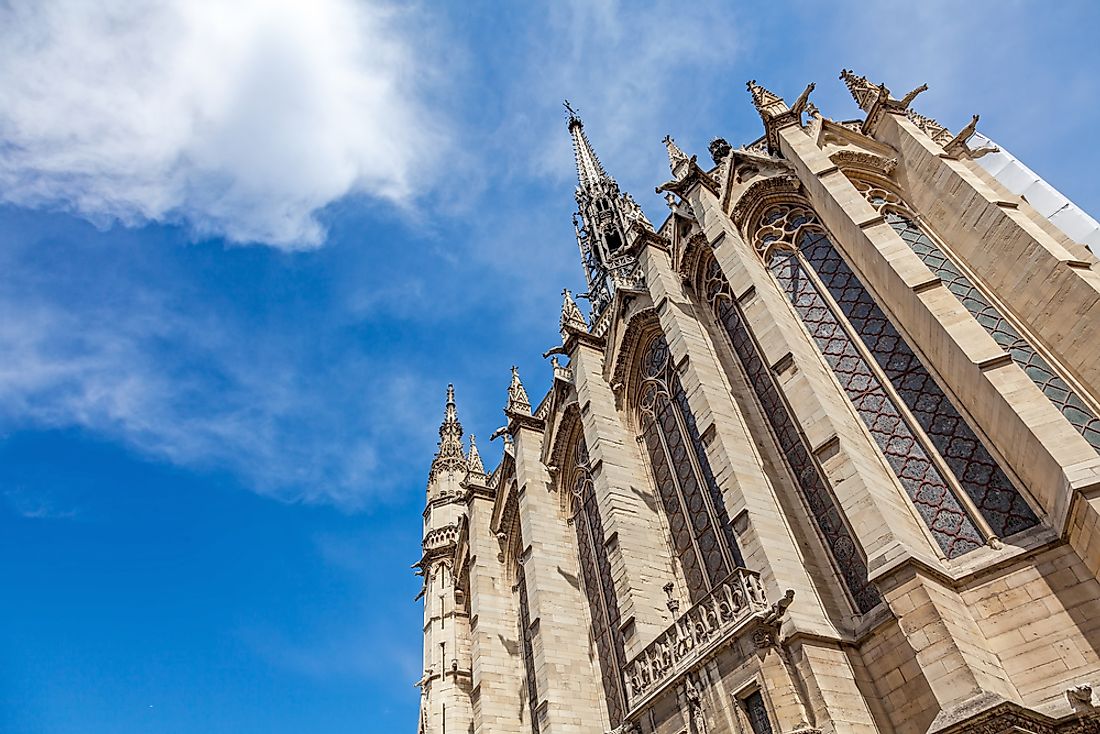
(413, 71), (1100, 734)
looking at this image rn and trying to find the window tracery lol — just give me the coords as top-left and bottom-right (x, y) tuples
(754, 202), (1039, 556)
(636, 332), (744, 603)
(701, 252), (881, 613)
(567, 428), (626, 727)
(854, 179), (1100, 455)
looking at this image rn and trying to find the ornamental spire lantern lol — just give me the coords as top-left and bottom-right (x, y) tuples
(428, 383), (468, 485)
(565, 101), (651, 320)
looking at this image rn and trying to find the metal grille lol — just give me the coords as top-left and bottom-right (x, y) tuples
(702, 254), (881, 613)
(638, 333), (743, 603)
(517, 563), (540, 734)
(798, 228), (1039, 539)
(883, 209), (1100, 454)
(571, 432), (625, 726)
(769, 247), (985, 558)
(743, 691), (774, 734)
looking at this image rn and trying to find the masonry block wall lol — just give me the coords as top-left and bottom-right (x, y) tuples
(414, 71), (1100, 734)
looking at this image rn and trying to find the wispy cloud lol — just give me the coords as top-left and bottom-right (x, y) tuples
(0, 0), (445, 248)
(0, 235), (441, 507)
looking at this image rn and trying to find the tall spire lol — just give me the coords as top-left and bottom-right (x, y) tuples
(429, 383), (468, 483)
(565, 101), (650, 320)
(566, 100), (610, 192)
(505, 366), (532, 416)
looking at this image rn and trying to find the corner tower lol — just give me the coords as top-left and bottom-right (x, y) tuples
(416, 385), (473, 734)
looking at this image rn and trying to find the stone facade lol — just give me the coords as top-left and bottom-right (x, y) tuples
(413, 71), (1100, 734)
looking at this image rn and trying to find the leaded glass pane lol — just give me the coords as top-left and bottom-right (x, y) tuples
(517, 564), (539, 734)
(744, 691), (774, 734)
(702, 253), (881, 613)
(885, 211), (1100, 454)
(769, 249), (985, 557)
(637, 333), (743, 604)
(797, 230), (1039, 539)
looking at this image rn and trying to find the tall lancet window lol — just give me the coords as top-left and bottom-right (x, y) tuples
(853, 179), (1100, 455)
(700, 252), (881, 613)
(567, 428), (626, 727)
(754, 202), (1038, 558)
(637, 332), (744, 603)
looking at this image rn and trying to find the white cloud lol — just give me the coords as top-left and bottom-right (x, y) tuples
(0, 269), (439, 508)
(0, 0), (443, 248)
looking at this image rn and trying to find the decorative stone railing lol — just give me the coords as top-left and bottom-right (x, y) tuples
(623, 568), (769, 709)
(422, 523), (459, 553)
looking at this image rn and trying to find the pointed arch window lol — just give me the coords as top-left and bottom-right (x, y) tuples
(636, 332), (744, 603)
(854, 180), (1100, 454)
(753, 203), (1038, 557)
(700, 252), (881, 613)
(567, 429), (626, 727)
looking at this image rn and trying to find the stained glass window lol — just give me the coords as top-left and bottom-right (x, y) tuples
(637, 332), (744, 603)
(743, 691), (774, 734)
(569, 430), (626, 726)
(756, 202), (1039, 555)
(701, 252), (881, 613)
(855, 182), (1100, 455)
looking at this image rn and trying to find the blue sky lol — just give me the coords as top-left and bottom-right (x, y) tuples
(1, 2), (1098, 732)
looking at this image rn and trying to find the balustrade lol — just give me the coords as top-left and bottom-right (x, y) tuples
(622, 568), (769, 709)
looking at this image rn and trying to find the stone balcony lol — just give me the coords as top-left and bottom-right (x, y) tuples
(622, 567), (773, 712)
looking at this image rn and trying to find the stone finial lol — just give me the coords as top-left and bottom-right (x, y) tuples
(506, 366), (532, 416)
(560, 288), (587, 337)
(429, 383), (468, 482)
(662, 134), (689, 173)
(466, 435), (485, 476)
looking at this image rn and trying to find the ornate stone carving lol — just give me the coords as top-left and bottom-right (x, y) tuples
(560, 288), (587, 337)
(663, 134), (689, 173)
(621, 568), (770, 709)
(709, 137), (732, 165)
(747, 79), (815, 155)
(466, 435), (485, 476)
(505, 366), (532, 416)
(428, 384), (469, 483)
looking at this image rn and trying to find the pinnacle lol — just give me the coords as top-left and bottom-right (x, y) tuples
(429, 383), (467, 483)
(560, 288), (587, 337)
(467, 435), (485, 476)
(506, 366), (532, 416)
(746, 79), (783, 111)
(662, 134), (689, 173)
